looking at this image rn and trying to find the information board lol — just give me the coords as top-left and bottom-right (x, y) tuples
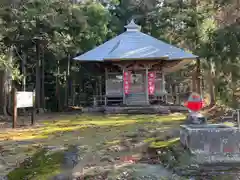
(16, 91), (35, 108)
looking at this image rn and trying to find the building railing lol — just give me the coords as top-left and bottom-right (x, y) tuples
(89, 92), (190, 107)
(69, 92), (190, 107)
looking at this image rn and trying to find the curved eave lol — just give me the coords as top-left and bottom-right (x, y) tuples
(73, 56), (198, 62)
(103, 56), (169, 61)
(163, 58), (196, 74)
(72, 57), (104, 62)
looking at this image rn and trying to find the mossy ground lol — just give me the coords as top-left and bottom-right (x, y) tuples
(1, 113), (186, 179)
(7, 150), (64, 180)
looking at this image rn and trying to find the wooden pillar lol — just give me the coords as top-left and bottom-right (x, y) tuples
(98, 76), (102, 105)
(105, 68), (108, 106)
(162, 71), (167, 103)
(99, 76), (102, 97)
(71, 61), (76, 106)
(104, 96), (107, 106)
(93, 97), (97, 107)
(122, 68), (126, 105)
(95, 80), (98, 99)
(176, 86), (180, 104)
(145, 67), (149, 105)
(162, 72), (165, 92)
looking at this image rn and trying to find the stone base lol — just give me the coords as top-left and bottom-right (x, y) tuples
(82, 105), (188, 114)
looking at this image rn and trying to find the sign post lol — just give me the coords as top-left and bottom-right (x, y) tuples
(31, 90), (36, 125)
(12, 90), (35, 128)
(12, 87), (17, 129)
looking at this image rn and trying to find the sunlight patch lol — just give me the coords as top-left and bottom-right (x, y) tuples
(150, 138), (180, 148)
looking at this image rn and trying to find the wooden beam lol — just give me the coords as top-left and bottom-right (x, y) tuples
(145, 67), (149, 105)
(99, 76), (102, 97)
(122, 68), (126, 105)
(105, 67), (108, 106)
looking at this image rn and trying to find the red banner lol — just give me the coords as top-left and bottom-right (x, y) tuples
(123, 71), (131, 94)
(148, 72), (155, 95)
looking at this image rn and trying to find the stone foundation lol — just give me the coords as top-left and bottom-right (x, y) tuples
(82, 105), (188, 114)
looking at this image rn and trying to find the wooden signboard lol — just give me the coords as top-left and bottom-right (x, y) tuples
(16, 91), (35, 108)
(12, 89), (35, 128)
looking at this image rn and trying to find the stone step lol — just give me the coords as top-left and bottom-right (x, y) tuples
(126, 94), (147, 105)
(104, 106), (170, 114)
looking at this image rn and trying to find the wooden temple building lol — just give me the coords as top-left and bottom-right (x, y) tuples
(74, 20), (199, 113)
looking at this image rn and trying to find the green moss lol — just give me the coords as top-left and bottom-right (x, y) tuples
(7, 149), (64, 180)
(223, 121), (235, 127)
(143, 137), (156, 143)
(4, 114), (186, 179)
(104, 139), (121, 145)
(149, 138), (180, 148)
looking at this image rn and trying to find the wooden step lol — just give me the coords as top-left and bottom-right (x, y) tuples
(126, 93), (147, 105)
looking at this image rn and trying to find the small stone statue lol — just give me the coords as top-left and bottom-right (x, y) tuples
(185, 111), (207, 125)
(184, 92), (207, 125)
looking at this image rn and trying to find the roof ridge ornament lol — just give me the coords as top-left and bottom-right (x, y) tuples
(124, 19), (141, 32)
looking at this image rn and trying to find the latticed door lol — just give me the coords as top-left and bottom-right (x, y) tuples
(126, 70), (147, 105)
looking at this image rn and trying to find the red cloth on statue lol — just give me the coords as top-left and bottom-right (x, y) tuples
(185, 101), (203, 112)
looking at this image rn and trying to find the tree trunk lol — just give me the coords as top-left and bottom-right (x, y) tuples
(22, 53), (26, 91)
(191, 71), (197, 92)
(206, 70), (215, 107)
(64, 54), (70, 108)
(71, 61), (76, 106)
(56, 60), (61, 111)
(230, 73), (238, 108)
(1, 70), (9, 116)
(196, 58), (201, 94)
(2, 46), (14, 117)
(35, 39), (41, 111)
(0, 70), (5, 114)
(41, 45), (45, 110)
(11, 82), (17, 128)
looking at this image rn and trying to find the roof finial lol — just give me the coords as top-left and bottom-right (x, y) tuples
(124, 19), (141, 32)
